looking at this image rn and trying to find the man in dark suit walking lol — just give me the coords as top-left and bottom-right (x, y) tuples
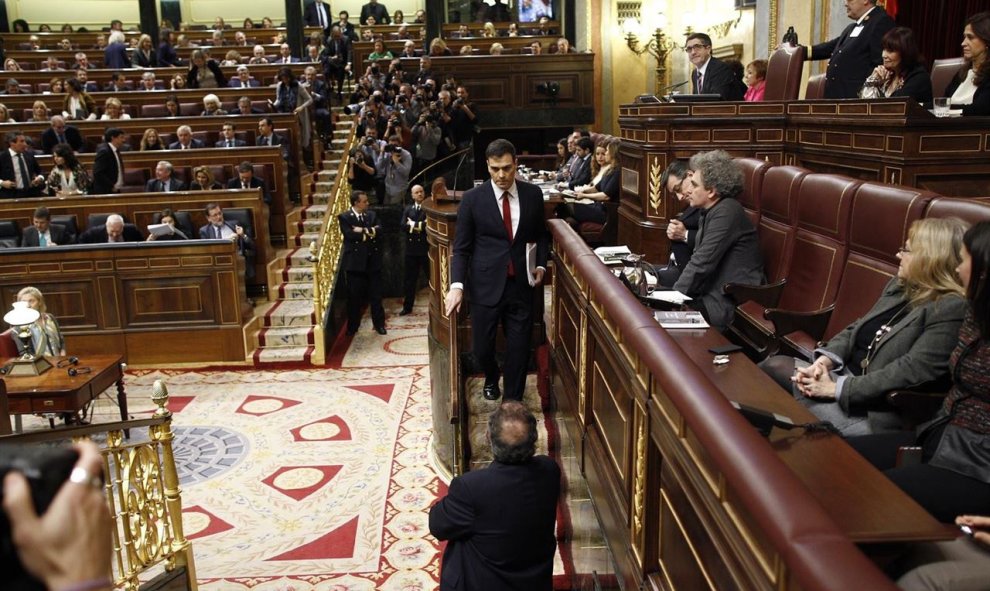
(429, 400), (560, 591)
(359, 0), (391, 25)
(686, 32), (745, 101)
(304, 0), (333, 31)
(339, 191), (386, 335)
(144, 161), (187, 192)
(22, 206), (71, 247)
(445, 139), (549, 401)
(806, 0), (894, 99)
(400, 184), (429, 315)
(41, 116), (84, 154)
(0, 130), (46, 198)
(91, 128), (126, 195)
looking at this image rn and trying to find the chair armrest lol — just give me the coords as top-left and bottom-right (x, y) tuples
(764, 305), (834, 341)
(887, 389), (947, 430)
(724, 279), (786, 308)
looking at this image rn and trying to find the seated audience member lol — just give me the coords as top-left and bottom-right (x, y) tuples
(164, 95), (181, 117)
(656, 160), (700, 286)
(261, 16), (275, 28)
(145, 160), (187, 192)
(661, 150), (763, 331)
(507, 22), (519, 36)
(229, 65), (260, 88)
(2, 78), (27, 95)
(220, 50), (242, 67)
(134, 34), (158, 68)
(46, 78), (66, 96)
(100, 97), (131, 120)
(947, 11), (990, 115)
(845, 222), (990, 524)
(139, 71), (159, 91)
(74, 69), (99, 93)
(79, 214), (142, 243)
(859, 26), (932, 104)
(216, 122), (246, 148)
(568, 137), (620, 226)
(102, 72), (129, 93)
(46, 143), (90, 196)
(62, 79), (97, 120)
(248, 45), (269, 65)
(190, 166), (222, 190)
(14, 285), (65, 356)
(368, 39), (393, 62)
(200, 202), (254, 277)
(393, 9), (404, 24)
(29, 101), (50, 123)
(169, 125), (205, 150)
(565, 137), (593, 189)
(556, 37), (574, 54)
(553, 137), (569, 174)
(256, 117), (285, 149)
(530, 41), (544, 55)
(4, 58), (22, 72)
(72, 52), (90, 70)
(762, 217), (969, 435)
(227, 161), (270, 204)
(271, 42), (300, 64)
(429, 401), (560, 590)
(455, 24), (470, 38)
(2, 441), (114, 591)
(210, 30), (226, 48)
(744, 59), (767, 102)
(140, 128), (164, 151)
(40, 57), (63, 72)
(489, 42), (504, 55)
(0, 130), (45, 198)
(42, 115), (84, 153)
(91, 128), (126, 194)
(895, 514), (990, 591)
(233, 31), (248, 46)
(22, 206), (71, 246)
(242, 17), (255, 29)
(232, 96), (263, 115)
(201, 93), (227, 116)
(459, 45), (474, 56)
(400, 40), (418, 58)
(148, 208), (189, 240)
(429, 38), (452, 56)
(186, 49), (227, 89)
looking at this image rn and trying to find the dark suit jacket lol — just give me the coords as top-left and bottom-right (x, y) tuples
(22, 224), (70, 247)
(41, 126), (84, 154)
(401, 204), (428, 256)
(78, 224), (142, 243)
(672, 198), (764, 331)
(359, 2), (390, 24)
(269, 56), (301, 64)
(429, 456), (560, 591)
(567, 154), (592, 189)
(227, 78), (261, 88)
(103, 42), (131, 69)
(338, 209), (383, 272)
(168, 139), (206, 150)
(158, 42), (180, 67)
(216, 138), (247, 148)
(945, 72), (990, 116)
(695, 57), (746, 100)
(811, 6), (895, 99)
(198, 221), (253, 253)
(658, 205), (701, 286)
(336, 21), (358, 42)
(0, 150), (44, 198)
(450, 181), (549, 307)
(133, 48), (158, 68)
(90, 144), (121, 194)
(226, 176), (271, 204)
(145, 178), (187, 192)
(304, 1), (333, 28)
(888, 63), (934, 105)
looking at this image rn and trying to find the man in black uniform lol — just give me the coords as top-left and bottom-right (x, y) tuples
(400, 184), (429, 315)
(806, 0), (894, 99)
(339, 191), (386, 335)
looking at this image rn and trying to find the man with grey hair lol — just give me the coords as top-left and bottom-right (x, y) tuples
(79, 213), (142, 243)
(429, 400), (560, 590)
(145, 161), (186, 192)
(168, 125), (204, 150)
(104, 30), (131, 69)
(139, 71), (158, 91)
(228, 65), (259, 88)
(41, 115), (84, 153)
(663, 149), (764, 330)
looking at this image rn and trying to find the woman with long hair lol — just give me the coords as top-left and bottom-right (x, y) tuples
(29, 100), (49, 122)
(570, 137), (621, 225)
(46, 143), (91, 196)
(164, 94), (181, 117)
(46, 77), (65, 96)
(947, 11), (990, 115)
(0, 103), (13, 123)
(273, 66), (313, 146)
(429, 37), (452, 56)
(61, 78), (96, 120)
(763, 217), (970, 435)
(186, 49), (227, 89)
(134, 34), (158, 68)
(139, 128), (164, 151)
(859, 26), (932, 104)
(554, 137), (569, 175)
(190, 166), (222, 191)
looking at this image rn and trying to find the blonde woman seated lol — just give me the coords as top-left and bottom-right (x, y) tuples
(190, 166), (222, 190)
(761, 217), (970, 435)
(482, 22), (497, 38)
(139, 128), (165, 151)
(459, 45), (474, 56)
(489, 42), (504, 56)
(99, 97), (130, 120)
(201, 93), (227, 116)
(15, 286), (66, 357)
(0, 104), (13, 123)
(568, 137), (620, 226)
(28, 100), (49, 122)
(220, 50), (242, 67)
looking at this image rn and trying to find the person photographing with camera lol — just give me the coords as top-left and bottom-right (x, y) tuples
(377, 135), (412, 205)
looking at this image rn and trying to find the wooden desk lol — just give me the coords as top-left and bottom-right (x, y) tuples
(3, 355), (125, 430)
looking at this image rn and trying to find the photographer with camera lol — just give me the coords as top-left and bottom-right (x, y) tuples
(348, 141), (378, 195)
(377, 135), (412, 205)
(412, 107), (442, 175)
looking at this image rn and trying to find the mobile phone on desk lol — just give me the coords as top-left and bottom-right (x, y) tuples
(708, 344), (743, 355)
(960, 525), (974, 536)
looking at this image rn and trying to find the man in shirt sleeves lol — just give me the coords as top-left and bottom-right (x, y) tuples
(444, 139), (549, 402)
(805, 0), (894, 99)
(429, 400), (560, 591)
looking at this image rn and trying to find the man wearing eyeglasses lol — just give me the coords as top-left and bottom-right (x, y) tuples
(685, 32), (745, 101)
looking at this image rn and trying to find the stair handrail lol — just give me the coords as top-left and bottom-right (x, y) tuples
(1, 380), (198, 590)
(312, 116), (359, 331)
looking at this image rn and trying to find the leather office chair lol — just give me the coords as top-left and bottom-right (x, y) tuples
(930, 57), (965, 98)
(764, 45), (806, 101)
(734, 157), (771, 226)
(577, 201), (619, 247)
(0, 328), (18, 358)
(0, 220), (21, 248)
(924, 196), (990, 225)
(152, 210), (195, 239)
(87, 212), (128, 230)
(140, 104), (167, 117)
(804, 74), (826, 100)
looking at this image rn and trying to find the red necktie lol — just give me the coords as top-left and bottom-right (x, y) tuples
(502, 192), (514, 276)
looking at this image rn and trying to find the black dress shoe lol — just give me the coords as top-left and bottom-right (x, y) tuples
(399, 308), (413, 316)
(483, 382), (501, 401)
(375, 326), (387, 335)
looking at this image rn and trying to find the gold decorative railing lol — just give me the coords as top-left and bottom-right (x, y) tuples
(311, 118), (359, 364)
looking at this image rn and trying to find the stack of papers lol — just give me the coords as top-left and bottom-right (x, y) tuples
(647, 290), (692, 304)
(654, 310), (708, 329)
(593, 246), (631, 264)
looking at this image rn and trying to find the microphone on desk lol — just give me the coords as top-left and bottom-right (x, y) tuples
(659, 80), (690, 101)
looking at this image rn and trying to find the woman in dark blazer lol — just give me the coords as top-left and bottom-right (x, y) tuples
(133, 34), (158, 68)
(570, 137), (620, 225)
(946, 11), (990, 116)
(762, 218), (969, 435)
(859, 27), (932, 105)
